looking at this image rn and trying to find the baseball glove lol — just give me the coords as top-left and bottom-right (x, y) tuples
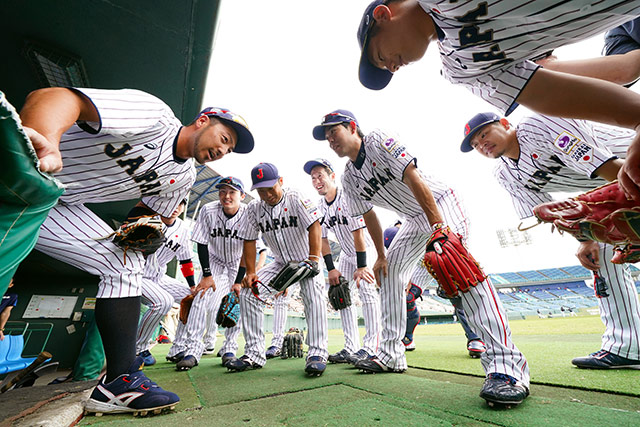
(532, 181), (640, 264)
(179, 294), (195, 324)
(281, 327), (304, 359)
(111, 216), (165, 261)
(328, 276), (351, 310)
(423, 224), (486, 298)
(270, 259), (320, 292)
(216, 292), (240, 328)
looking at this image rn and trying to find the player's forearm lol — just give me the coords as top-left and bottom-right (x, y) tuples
(403, 166), (443, 226)
(256, 251), (267, 270)
(20, 87), (99, 145)
(594, 158), (624, 182)
(307, 222), (322, 259)
(0, 308), (12, 330)
(362, 209), (385, 257)
(540, 51), (640, 86)
(353, 228), (367, 253)
(243, 240), (257, 275)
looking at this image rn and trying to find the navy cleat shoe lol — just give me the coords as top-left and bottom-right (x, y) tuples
(165, 351), (185, 364)
(221, 352), (235, 367)
(305, 356), (326, 376)
(328, 349), (351, 364)
(355, 356), (405, 374)
(176, 355), (198, 371)
(467, 339), (486, 359)
(265, 346), (281, 359)
(226, 355), (262, 372)
(202, 347), (216, 355)
(480, 373), (529, 408)
(346, 349), (370, 365)
(84, 356), (179, 416)
(138, 350), (156, 366)
(572, 349), (640, 369)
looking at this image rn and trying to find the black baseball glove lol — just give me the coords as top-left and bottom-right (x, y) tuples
(270, 259), (319, 292)
(281, 327), (304, 359)
(328, 275), (351, 310)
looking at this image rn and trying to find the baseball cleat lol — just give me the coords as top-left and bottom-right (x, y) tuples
(467, 339), (486, 358)
(221, 352), (236, 367)
(201, 347), (217, 356)
(175, 355), (198, 371)
(347, 349), (371, 365)
(165, 351), (185, 364)
(138, 350), (156, 366)
(226, 355), (262, 372)
(402, 336), (416, 351)
(328, 349), (351, 364)
(305, 356), (326, 376)
(480, 373), (529, 408)
(355, 356), (406, 374)
(84, 356), (179, 417)
(265, 345), (282, 359)
(571, 349), (640, 369)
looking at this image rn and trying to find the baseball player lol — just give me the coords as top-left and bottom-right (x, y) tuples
(167, 177), (247, 371)
(303, 158), (381, 364)
(228, 162), (330, 376)
(13, 87), (254, 415)
(462, 111), (640, 369)
(383, 226), (486, 357)
(313, 110), (529, 407)
(355, 0), (640, 199)
(135, 199), (196, 366)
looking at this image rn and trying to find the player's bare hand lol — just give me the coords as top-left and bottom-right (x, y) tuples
(353, 267), (375, 288)
(372, 256), (388, 287)
(194, 275), (215, 297)
(231, 283), (241, 296)
(275, 288), (289, 299)
(23, 126), (63, 173)
(242, 273), (259, 288)
(328, 269), (342, 286)
(534, 53), (557, 68)
(0, 331), (4, 341)
(618, 142), (640, 200)
(576, 240), (600, 271)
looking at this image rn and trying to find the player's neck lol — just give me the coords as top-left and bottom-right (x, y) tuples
(504, 134), (521, 160)
(324, 186), (337, 203)
(223, 206), (239, 217)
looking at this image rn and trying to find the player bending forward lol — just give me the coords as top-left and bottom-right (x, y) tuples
(462, 111), (640, 370)
(313, 109), (529, 407)
(228, 163), (330, 376)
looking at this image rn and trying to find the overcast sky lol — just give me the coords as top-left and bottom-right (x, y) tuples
(201, 0), (636, 273)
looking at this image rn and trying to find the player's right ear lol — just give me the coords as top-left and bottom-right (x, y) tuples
(373, 5), (392, 22)
(499, 118), (510, 129)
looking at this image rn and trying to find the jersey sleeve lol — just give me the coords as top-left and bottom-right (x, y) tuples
(341, 176), (374, 217)
(239, 201), (260, 241)
(72, 88), (177, 137)
(142, 167), (195, 217)
(349, 214), (367, 232)
(291, 191), (320, 229)
(521, 116), (616, 178)
(191, 204), (213, 245)
(368, 130), (416, 179)
(494, 164), (553, 219)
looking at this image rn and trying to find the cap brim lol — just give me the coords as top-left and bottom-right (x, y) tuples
(250, 178), (279, 191)
(215, 183), (244, 193)
(460, 120), (499, 153)
(221, 120), (254, 154)
(312, 125), (329, 141)
(303, 160), (329, 174)
(358, 43), (393, 90)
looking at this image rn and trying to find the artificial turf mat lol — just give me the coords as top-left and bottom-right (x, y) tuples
(80, 315), (640, 425)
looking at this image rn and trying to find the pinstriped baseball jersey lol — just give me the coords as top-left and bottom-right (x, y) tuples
(420, 1), (640, 114)
(342, 130), (450, 219)
(495, 115), (634, 219)
(191, 202), (247, 269)
(143, 218), (193, 280)
(242, 189), (320, 261)
(318, 187), (370, 258)
(56, 88), (196, 216)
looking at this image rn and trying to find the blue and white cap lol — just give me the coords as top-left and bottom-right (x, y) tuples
(250, 163), (280, 190)
(303, 158), (334, 175)
(357, 0), (393, 90)
(312, 109), (360, 140)
(460, 112), (501, 153)
(215, 176), (245, 194)
(198, 107), (254, 154)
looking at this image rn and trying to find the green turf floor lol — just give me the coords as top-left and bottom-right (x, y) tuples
(79, 316), (640, 426)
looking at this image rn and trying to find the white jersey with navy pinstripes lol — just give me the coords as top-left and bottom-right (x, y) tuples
(191, 202), (247, 268)
(56, 88), (196, 216)
(241, 188), (319, 262)
(342, 130), (450, 219)
(495, 115), (634, 219)
(420, 1), (640, 114)
(319, 187), (369, 258)
(143, 218), (193, 280)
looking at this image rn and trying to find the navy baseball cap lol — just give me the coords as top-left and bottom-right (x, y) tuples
(303, 158), (334, 175)
(198, 107), (255, 154)
(358, 0), (393, 90)
(250, 163), (280, 190)
(312, 110), (360, 140)
(383, 226), (399, 249)
(460, 112), (501, 153)
(215, 176), (245, 194)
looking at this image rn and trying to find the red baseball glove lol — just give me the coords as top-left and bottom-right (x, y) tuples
(423, 224), (486, 298)
(532, 181), (640, 264)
